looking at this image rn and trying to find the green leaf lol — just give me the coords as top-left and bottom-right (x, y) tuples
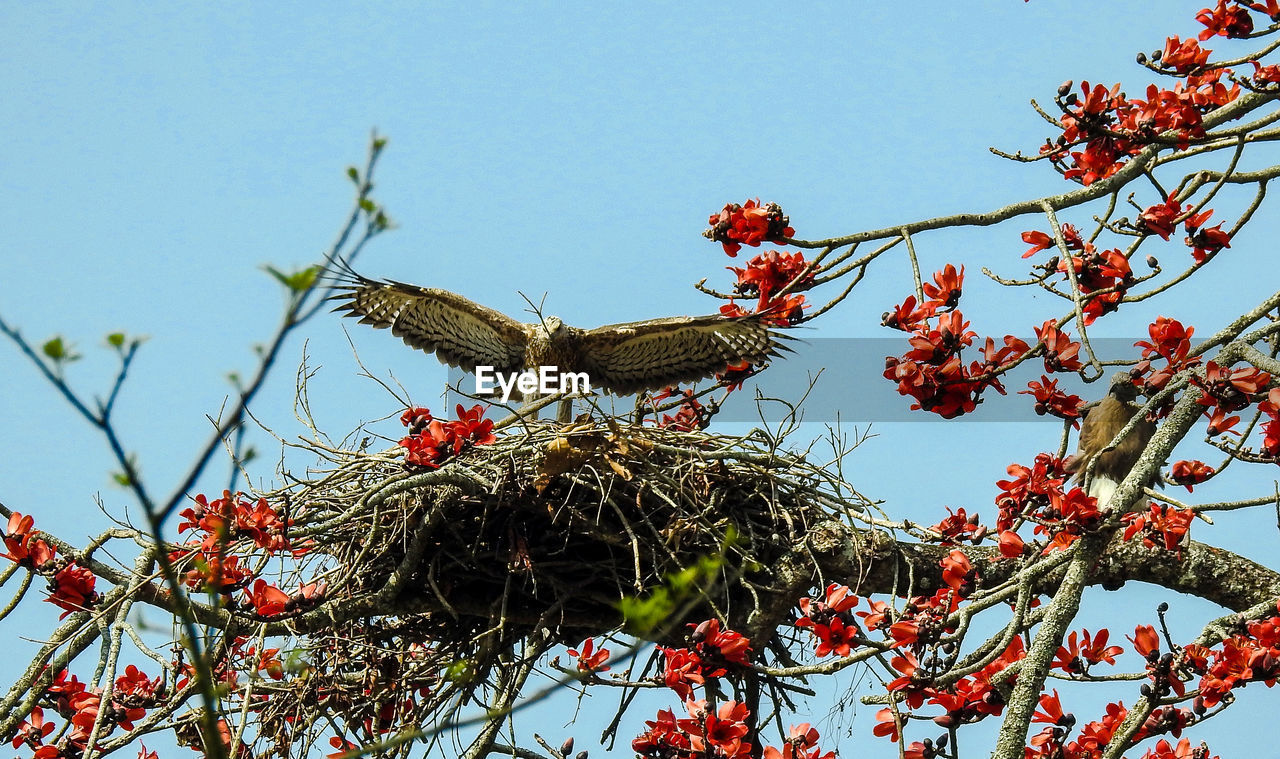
(358, 198), (377, 213)
(43, 336), (66, 361)
(42, 336), (82, 366)
(262, 264), (321, 294)
(112, 471), (133, 487)
(372, 137), (387, 150)
(443, 660), (474, 684)
(106, 332), (126, 349)
(240, 446), (258, 465)
(346, 166), (359, 183)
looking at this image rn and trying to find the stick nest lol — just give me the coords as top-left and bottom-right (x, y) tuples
(280, 420), (867, 648)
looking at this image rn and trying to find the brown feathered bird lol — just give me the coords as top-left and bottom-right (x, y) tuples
(1063, 372), (1157, 507)
(330, 271), (791, 419)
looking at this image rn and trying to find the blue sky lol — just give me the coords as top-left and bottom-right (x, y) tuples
(3, 2), (1279, 757)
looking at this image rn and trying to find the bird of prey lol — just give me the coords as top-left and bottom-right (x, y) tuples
(330, 270), (791, 419)
(1063, 372), (1157, 507)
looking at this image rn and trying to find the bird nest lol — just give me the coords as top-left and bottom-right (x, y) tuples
(275, 420), (867, 646)
(228, 419), (870, 748)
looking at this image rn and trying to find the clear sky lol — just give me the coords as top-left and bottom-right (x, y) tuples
(2, 2), (1278, 757)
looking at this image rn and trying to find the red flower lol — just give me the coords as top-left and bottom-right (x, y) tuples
(873, 707), (902, 742)
(1, 512), (57, 569)
(928, 507), (979, 544)
(1139, 193), (1187, 240)
(633, 708), (690, 758)
(682, 699), (753, 758)
(661, 647), (705, 700)
(939, 549), (975, 594)
(1196, 0), (1255, 39)
(12, 707), (56, 749)
(48, 563), (99, 618)
(763, 723), (833, 759)
(1253, 60), (1280, 84)
(658, 391), (710, 432)
(729, 250), (813, 300)
(1184, 209), (1231, 263)
(882, 295), (936, 331)
(705, 199), (795, 256)
(1033, 321), (1083, 373)
(566, 638), (611, 673)
(1054, 629), (1124, 673)
(245, 579), (291, 617)
(997, 530), (1026, 558)
(1129, 624), (1161, 658)
(327, 737), (360, 759)
(1160, 36), (1212, 73)
(1033, 690), (1071, 725)
(399, 406), (433, 431)
(922, 264), (964, 311)
(1169, 460), (1215, 491)
(1021, 230), (1054, 258)
(691, 618), (751, 668)
(1122, 503), (1195, 554)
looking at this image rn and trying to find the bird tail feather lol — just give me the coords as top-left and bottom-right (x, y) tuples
(1087, 476), (1119, 509)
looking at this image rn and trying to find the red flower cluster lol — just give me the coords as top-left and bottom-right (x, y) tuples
(1021, 375), (1084, 422)
(12, 667), (163, 759)
(636, 619), (834, 759)
(1046, 73), (1240, 185)
(398, 404), (496, 468)
(1134, 317), (1200, 395)
(726, 249), (813, 325)
(1193, 361), (1271, 436)
(177, 490), (297, 554)
(1122, 503), (1196, 555)
(1, 512), (100, 619)
(884, 265), (1031, 418)
(633, 700), (753, 759)
(1027, 693), (1143, 759)
(994, 453), (1105, 552)
(994, 452), (1070, 532)
(660, 619), (751, 698)
(795, 583), (861, 657)
(704, 199), (795, 257)
(653, 389), (712, 432)
(1021, 225), (1134, 322)
(1193, 605), (1280, 706)
(1183, 209), (1232, 263)
(892, 637), (1026, 731)
(1139, 193), (1189, 240)
(927, 506), (982, 545)
(1, 511), (56, 570)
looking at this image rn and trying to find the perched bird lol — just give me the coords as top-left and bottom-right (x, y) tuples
(329, 270), (791, 420)
(1063, 372), (1158, 507)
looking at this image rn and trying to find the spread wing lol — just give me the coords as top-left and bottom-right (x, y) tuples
(577, 313), (791, 395)
(330, 275), (528, 374)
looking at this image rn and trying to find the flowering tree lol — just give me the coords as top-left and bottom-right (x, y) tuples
(6, 3), (1280, 759)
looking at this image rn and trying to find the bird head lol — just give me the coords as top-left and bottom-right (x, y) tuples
(541, 316), (565, 336)
(1107, 371), (1142, 403)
